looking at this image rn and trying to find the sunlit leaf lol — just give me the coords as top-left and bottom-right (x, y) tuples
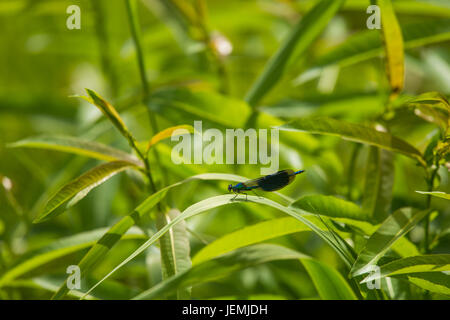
(351, 207), (431, 277)
(416, 191), (450, 200)
(404, 272), (450, 296)
(147, 125), (194, 151)
(361, 254), (450, 283)
(134, 244), (308, 299)
(156, 208), (192, 299)
(377, 0), (405, 94)
(8, 135), (142, 167)
(279, 116), (425, 166)
(0, 227), (145, 287)
(33, 161), (136, 223)
(193, 217), (320, 265)
(362, 147), (394, 223)
(51, 173), (253, 299)
(82, 194), (356, 298)
(83, 89), (133, 140)
(291, 194), (369, 221)
(302, 258), (357, 300)
(244, 0), (345, 106)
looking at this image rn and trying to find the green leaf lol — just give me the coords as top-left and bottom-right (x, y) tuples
(83, 89), (134, 142)
(302, 258), (357, 300)
(404, 272), (450, 296)
(0, 227), (145, 287)
(82, 194), (355, 299)
(290, 194), (369, 221)
(156, 208), (192, 299)
(377, 0), (405, 93)
(133, 244), (308, 300)
(193, 217), (320, 265)
(279, 116), (425, 166)
(362, 147), (394, 223)
(351, 207), (431, 277)
(416, 191), (450, 200)
(299, 19), (450, 82)
(51, 173), (252, 299)
(361, 254), (450, 283)
(399, 92), (450, 130)
(404, 92), (450, 111)
(33, 161), (136, 223)
(4, 278), (98, 300)
(244, 0), (345, 107)
(8, 135), (143, 167)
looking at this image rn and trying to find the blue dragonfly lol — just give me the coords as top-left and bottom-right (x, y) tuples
(228, 169), (305, 200)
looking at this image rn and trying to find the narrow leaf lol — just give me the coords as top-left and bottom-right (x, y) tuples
(377, 0), (405, 94)
(362, 147), (394, 223)
(244, 0), (345, 106)
(0, 227), (145, 287)
(156, 209), (192, 299)
(147, 125), (194, 151)
(83, 89), (135, 143)
(52, 173), (252, 299)
(404, 272), (450, 296)
(351, 207), (431, 277)
(193, 217), (319, 265)
(302, 258), (357, 300)
(416, 191), (450, 200)
(291, 194), (369, 221)
(82, 194), (355, 298)
(8, 135), (142, 166)
(361, 254), (450, 283)
(279, 116), (425, 166)
(134, 244), (308, 300)
(34, 161), (135, 223)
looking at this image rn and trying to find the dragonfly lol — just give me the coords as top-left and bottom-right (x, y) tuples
(228, 169), (305, 200)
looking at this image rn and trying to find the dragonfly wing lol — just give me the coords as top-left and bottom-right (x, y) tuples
(240, 178), (262, 190)
(258, 170), (293, 191)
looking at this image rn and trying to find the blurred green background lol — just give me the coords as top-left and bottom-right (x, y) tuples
(0, 0), (449, 299)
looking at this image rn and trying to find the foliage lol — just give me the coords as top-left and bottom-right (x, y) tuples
(0, 0), (449, 300)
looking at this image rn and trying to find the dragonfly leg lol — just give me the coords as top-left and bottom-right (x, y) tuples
(231, 193), (238, 201)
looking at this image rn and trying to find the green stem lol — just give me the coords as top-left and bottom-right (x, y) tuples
(125, 0), (168, 192)
(347, 144), (361, 201)
(93, 0), (120, 98)
(423, 165), (438, 254)
(125, 0), (150, 98)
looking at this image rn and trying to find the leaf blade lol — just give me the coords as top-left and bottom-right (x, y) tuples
(291, 194), (369, 221)
(8, 135), (142, 166)
(244, 0), (345, 106)
(279, 116), (425, 165)
(34, 161), (136, 223)
(351, 207), (431, 277)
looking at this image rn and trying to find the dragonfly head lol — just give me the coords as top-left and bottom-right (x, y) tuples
(228, 184), (233, 192)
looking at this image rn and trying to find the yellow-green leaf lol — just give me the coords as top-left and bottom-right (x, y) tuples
(377, 0), (405, 95)
(34, 161), (136, 223)
(147, 125), (194, 151)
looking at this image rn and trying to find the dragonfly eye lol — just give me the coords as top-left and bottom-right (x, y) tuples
(228, 184), (232, 192)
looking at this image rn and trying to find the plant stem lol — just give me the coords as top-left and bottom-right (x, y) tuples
(125, 0), (168, 192)
(423, 165), (438, 253)
(93, 0), (120, 98)
(347, 143), (361, 200)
